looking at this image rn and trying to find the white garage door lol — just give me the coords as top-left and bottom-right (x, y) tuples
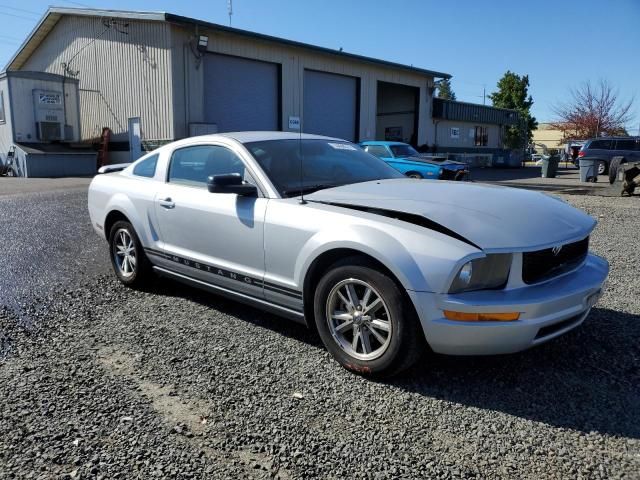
(203, 54), (280, 132)
(303, 70), (358, 142)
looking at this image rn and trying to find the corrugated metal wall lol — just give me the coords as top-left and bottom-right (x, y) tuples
(20, 16), (174, 142)
(435, 120), (502, 149)
(170, 26), (434, 145)
(433, 98), (519, 126)
(0, 78), (13, 163)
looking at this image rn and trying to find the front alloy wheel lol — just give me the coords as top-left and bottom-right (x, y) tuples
(326, 279), (392, 361)
(314, 258), (424, 377)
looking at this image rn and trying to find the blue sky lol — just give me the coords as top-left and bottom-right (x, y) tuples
(1, 0), (639, 131)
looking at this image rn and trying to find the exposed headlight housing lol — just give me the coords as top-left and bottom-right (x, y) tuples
(449, 254), (512, 293)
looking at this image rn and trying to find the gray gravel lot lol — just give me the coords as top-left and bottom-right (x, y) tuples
(0, 185), (639, 479)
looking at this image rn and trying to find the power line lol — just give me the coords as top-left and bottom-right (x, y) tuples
(0, 4), (41, 16)
(0, 11), (38, 21)
(59, 0), (94, 7)
(0, 34), (23, 41)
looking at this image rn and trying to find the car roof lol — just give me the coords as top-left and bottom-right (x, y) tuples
(586, 136), (640, 142)
(193, 131), (345, 143)
(360, 141), (408, 146)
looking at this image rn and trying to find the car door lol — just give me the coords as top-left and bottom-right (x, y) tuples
(152, 143), (267, 299)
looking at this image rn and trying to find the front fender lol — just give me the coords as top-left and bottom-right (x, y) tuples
(294, 224), (431, 292)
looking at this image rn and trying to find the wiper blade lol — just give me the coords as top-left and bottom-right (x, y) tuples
(283, 184), (337, 196)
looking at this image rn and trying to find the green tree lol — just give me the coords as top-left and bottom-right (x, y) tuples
(489, 71), (538, 149)
(437, 78), (456, 101)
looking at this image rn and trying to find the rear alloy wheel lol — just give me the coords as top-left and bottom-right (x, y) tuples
(597, 160), (607, 175)
(406, 172), (423, 179)
(108, 220), (152, 288)
(314, 259), (423, 377)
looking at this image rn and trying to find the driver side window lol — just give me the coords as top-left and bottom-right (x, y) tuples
(168, 145), (246, 188)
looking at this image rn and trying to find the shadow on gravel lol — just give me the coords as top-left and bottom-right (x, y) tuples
(392, 307), (640, 439)
(137, 280), (639, 439)
(148, 278), (323, 348)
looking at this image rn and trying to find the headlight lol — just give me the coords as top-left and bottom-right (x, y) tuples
(449, 254), (512, 293)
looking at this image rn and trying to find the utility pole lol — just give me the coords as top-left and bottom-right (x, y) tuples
(228, 0), (233, 26)
(476, 85), (487, 105)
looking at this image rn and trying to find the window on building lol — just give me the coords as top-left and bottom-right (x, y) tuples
(168, 145), (246, 188)
(474, 126), (488, 146)
(364, 145), (390, 158)
(0, 91), (5, 123)
(132, 154), (158, 178)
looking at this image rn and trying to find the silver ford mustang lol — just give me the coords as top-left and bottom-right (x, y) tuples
(88, 132), (609, 376)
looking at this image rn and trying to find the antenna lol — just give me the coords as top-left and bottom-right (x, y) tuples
(298, 76), (306, 204)
(227, 0), (233, 26)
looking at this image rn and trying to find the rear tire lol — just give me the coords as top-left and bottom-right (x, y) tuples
(608, 156), (625, 184)
(108, 220), (152, 288)
(313, 258), (424, 377)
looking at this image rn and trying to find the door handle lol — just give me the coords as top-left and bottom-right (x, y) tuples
(158, 197), (175, 209)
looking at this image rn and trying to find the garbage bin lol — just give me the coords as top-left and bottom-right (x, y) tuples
(541, 156), (559, 178)
(579, 158), (597, 183)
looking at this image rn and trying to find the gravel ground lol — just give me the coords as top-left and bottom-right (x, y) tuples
(1, 188), (639, 479)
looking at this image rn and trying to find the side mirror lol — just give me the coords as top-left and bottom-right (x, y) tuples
(207, 173), (258, 197)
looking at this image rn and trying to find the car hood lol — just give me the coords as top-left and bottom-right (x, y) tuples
(306, 179), (595, 251)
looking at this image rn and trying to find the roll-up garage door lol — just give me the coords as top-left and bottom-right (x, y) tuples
(203, 54), (280, 132)
(303, 70), (358, 142)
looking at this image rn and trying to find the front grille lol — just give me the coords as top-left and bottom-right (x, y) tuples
(522, 236), (589, 284)
(440, 168), (468, 181)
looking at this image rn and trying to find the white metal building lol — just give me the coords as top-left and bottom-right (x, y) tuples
(5, 7), (450, 163)
(0, 70), (96, 176)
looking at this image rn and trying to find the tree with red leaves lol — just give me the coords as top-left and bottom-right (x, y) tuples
(551, 80), (633, 140)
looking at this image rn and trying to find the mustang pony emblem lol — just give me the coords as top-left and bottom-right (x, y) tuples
(552, 245), (563, 256)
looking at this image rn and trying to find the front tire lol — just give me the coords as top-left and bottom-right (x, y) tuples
(108, 220), (152, 288)
(406, 172), (423, 179)
(313, 259), (423, 377)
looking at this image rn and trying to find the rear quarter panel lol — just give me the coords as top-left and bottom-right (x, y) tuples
(88, 173), (161, 250)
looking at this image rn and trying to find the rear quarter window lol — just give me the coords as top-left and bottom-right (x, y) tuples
(364, 145), (390, 158)
(132, 154), (158, 178)
(588, 140), (612, 150)
(615, 139), (636, 151)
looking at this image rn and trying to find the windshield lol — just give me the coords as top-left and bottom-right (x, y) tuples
(389, 144), (419, 157)
(244, 139), (404, 197)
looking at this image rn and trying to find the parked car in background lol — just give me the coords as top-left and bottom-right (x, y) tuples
(89, 132), (608, 377)
(575, 137), (640, 174)
(360, 141), (469, 180)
